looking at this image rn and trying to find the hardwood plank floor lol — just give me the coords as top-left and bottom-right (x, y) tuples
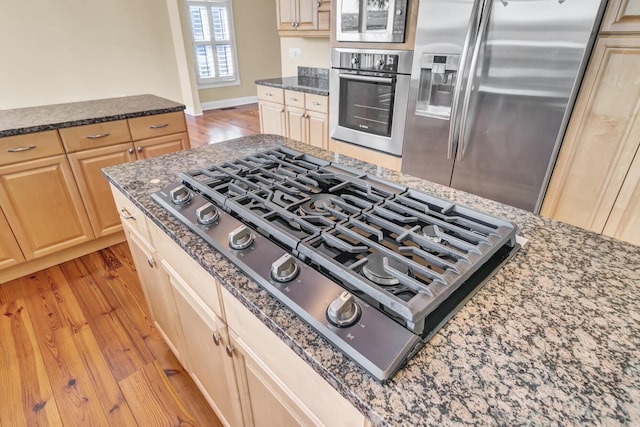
(186, 103), (260, 148)
(0, 104), (260, 426)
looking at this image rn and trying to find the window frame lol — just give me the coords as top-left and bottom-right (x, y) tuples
(185, 0), (241, 89)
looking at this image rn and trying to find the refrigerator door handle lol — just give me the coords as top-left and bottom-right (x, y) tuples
(447, 0), (485, 160)
(457, 0), (494, 161)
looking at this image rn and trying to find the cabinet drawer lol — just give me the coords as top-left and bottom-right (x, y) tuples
(284, 90), (305, 109)
(59, 120), (132, 153)
(257, 85), (284, 104)
(128, 112), (187, 141)
(0, 131), (63, 166)
(305, 93), (328, 113)
(110, 184), (151, 244)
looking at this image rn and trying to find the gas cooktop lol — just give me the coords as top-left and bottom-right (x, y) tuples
(152, 146), (519, 382)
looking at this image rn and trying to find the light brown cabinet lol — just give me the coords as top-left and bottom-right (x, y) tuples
(277, 0), (330, 37)
(0, 153), (94, 260)
(0, 207), (24, 269)
(601, 0), (640, 33)
(258, 85), (329, 149)
(541, 37), (640, 245)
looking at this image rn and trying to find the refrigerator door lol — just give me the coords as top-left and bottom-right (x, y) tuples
(450, 0), (605, 212)
(401, 0), (477, 186)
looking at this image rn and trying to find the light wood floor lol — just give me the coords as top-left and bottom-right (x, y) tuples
(0, 104), (260, 426)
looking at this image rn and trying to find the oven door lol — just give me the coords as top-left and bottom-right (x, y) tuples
(336, 0), (407, 43)
(330, 69), (409, 156)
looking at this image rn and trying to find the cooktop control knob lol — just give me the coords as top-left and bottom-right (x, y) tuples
(271, 254), (299, 283)
(327, 291), (361, 328)
(196, 203), (219, 225)
(228, 225), (254, 250)
(170, 185), (192, 205)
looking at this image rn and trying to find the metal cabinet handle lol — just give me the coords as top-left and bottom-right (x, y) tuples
(149, 123), (169, 129)
(266, 92), (274, 97)
(6, 145), (36, 153)
(137, 146), (143, 153)
(291, 97), (300, 102)
(86, 132), (110, 139)
(212, 332), (221, 346)
(147, 257), (155, 268)
(119, 208), (135, 220)
(128, 147), (135, 154)
(225, 344), (234, 357)
(312, 101), (321, 106)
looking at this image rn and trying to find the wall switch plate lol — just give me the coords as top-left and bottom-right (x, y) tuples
(289, 48), (302, 58)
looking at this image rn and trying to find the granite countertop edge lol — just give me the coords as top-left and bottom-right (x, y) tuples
(102, 135), (640, 427)
(255, 77), (330, 96)
(0, 94), (186, 138)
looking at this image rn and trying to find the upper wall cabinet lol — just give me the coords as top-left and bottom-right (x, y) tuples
(277, 0), (330, 37)
(601, 0), (640, 33)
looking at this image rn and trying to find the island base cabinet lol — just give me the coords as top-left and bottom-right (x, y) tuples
(229, 332), (317, 427)
(166, 259), (244, 427)
(220, 286), (367, 427)
(124, 223), (186, 365)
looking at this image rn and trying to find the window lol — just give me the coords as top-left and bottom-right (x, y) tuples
(186, 0), (239, 88)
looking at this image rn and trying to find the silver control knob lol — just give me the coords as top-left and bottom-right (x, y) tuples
(196, 203), (219, 225)
(228, 225), (254, 250)
(271, 254), (299, 283)
(327, 291), (361, 327)
(169, 185), (192, 205)
(351, 56), (359, 65)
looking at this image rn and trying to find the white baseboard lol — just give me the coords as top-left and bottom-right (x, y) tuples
(184, 107), (200, 117)
(200, 96), (258, 112)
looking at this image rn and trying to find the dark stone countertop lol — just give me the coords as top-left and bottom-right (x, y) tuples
(103, 135), (640, 426)
(0, 94), (185, 138)
(255, 76), (330, 96)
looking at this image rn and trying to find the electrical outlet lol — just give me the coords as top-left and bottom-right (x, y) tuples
(289, 48), (302, 59)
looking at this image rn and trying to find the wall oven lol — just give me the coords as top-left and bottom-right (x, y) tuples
(336, 0), (409, 43)
(330, 48), (412, 156)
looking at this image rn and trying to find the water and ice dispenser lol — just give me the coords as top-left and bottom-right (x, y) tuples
(416, 54), (459, 119)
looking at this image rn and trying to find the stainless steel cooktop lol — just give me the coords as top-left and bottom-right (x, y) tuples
(152, 146), (519, 382)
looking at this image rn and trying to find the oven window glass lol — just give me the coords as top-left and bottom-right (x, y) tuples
(341, 0), (360, 32)
(339, 75), (395, 137)
(366, 0), (390, 31)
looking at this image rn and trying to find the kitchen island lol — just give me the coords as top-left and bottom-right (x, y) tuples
(103, 134), (640, 426)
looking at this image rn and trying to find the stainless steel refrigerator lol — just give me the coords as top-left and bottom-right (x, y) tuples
(401, 0), (607, 212)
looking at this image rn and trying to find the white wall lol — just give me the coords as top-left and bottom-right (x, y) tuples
(279, 38), (330, 76)
(0, 0), (182, 109)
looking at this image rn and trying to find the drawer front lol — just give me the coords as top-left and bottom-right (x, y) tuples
(257, 85), (284, 104)
(0, 131), (63, 166)
(59, 120), (132, 153)
(128, 111), (187, 141)
(110, 184), (151, 244)
(284, 90), (305, 109)
(305, 93), (328, 114)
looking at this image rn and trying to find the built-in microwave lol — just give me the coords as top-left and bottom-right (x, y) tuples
(336, 0), (409, 43)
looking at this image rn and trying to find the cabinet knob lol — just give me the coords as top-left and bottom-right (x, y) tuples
(137, 146), (143, 153)
(212, 332), (221, 346)
(225, 344), (234, 357)
(128, 147), (135, 154)
(147, 257), (155, 268)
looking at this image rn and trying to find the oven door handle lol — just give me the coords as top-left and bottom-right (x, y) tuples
(338, 73), (394, 85)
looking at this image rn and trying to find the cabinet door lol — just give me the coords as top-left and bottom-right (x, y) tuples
(68, 143), (136, 237)
(125, 226), (186, 364)
(541, 37), (640, 232)
(601, 0), (640, 33)
(306, 110), (328, 149)
(168, 264), (244, 427)
(259, 101), (287, 136)
(603, 148), (640, 245)
(296, 0), (318, 31)
(286, 106), (307, 143)
(0, 207), (25, 269)
(277, 0), (296, 30)
(0, 155), (94, 260)
(134, 133), (189, 160)
(229, 332), (316, 427)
